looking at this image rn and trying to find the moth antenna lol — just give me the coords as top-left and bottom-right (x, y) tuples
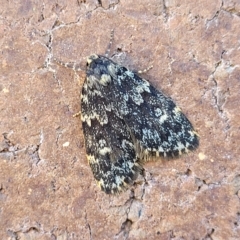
(53, 58), (82, 72)
(105, 29), (114, 57)
(138, 65), (153, 74)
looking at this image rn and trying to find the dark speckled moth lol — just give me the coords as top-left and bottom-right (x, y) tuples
(54, 30), (199, 194)
(81, 51), (199, 194)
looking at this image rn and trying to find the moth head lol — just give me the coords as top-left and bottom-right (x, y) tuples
(86, 55), (112, 86)
(86, 54), (99, 66)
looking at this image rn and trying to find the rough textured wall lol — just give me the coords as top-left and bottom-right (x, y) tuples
(1, 0), (240, 239)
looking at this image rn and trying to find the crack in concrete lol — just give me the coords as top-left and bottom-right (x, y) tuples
(114, 179), (149, 239)
(113, 189), (136, 239)
(44, 31), (54, 70)
(77, 0), (87, 5)
(234, 212), (240, 228)
(115, 219), (132, 240)
(31, 130), (43, 165)
(0, 130), (43, 167)
(195, 176), (228, 192)
(222, 0), (240, 17)
(203, 228), (215, 240)
(0, 133), (26, 161)
(24, 226), (40, 234)
(223, 8), (240, 17)
(209, 50), (231, 137)
(84, 211), (92, 240)
(55, 126), (62, 147)
(7, 225), (40, 240)
(206, 0), (240, 30)
(206, 0), (223, 24)
(7, 229), (18, 240)
(27, 144), (41, 165)
(162, 0), (169, 22)
(97, 0), (120, 10)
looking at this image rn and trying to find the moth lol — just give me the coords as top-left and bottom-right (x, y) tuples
(55, 31), (199, 194)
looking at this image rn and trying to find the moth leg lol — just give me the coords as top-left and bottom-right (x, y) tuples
(73, 112), (81, 118)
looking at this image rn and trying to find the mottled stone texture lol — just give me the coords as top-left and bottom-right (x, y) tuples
(0, 0), (239, 239)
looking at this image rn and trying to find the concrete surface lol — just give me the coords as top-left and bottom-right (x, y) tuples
(0, 0), (240, 239)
